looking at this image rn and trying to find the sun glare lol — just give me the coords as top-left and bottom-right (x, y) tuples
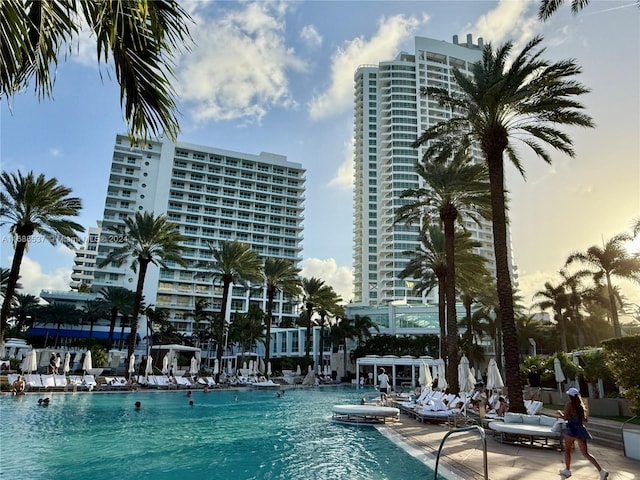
(626, 237), (640, 256)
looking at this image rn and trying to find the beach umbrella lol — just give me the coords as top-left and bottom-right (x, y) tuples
(128, 354), (136, 375)
(162, 354), (169, 374)
(421, 361), (433, 388)
(296, 364), (301, 376)
(82, 350), (93, 373)
(213, 358), (220, 375)
(172, 357), (178, 376)
(23, 350), (38, 374)
(486, 358), (504, 391)
(458, 355), (475, 394)
(190, 356), (198, 375)
(436, 358), (448, 391)
(259, 356), (265, 374)
(243, 361), (248, 372)
(195, 351), (201, 371)
(267, 361), (272, 376)
(145, 355), (154, 376)
(63, 352), (71, 374)
(554, 357), (566, 394)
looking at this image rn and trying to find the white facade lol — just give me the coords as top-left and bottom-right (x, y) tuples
(353, 34), (517, 306)
(70, 223), (101, 290)
(92, 135), (306, 336)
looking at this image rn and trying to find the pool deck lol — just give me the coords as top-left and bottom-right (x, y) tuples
(385, 413), (639, 480)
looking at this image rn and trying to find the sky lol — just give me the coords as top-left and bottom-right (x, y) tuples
(1, 0), (639, 319)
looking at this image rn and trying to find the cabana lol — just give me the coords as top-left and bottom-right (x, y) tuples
(150, 344), (201, 375)
(356, 355), (437, 389)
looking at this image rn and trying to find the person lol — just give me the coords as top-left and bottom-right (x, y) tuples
(431, 376), (439, 390)
(186, 389), (192, 397)
(54, 353), (62, 374)
(38, 397), (50, 406)
(377, 368), (390, 400)
(527, 365), (541, 400)
(496, 396), (509, 417)
(134, 401), (141, 409)
(11, 375), (26, 395)
(49, 354), (57, 374)
(203, 385), (210, 393)
(557, 387), (608, 479)
(189, 400), (194, 406)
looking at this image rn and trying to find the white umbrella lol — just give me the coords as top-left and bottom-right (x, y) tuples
(171, 357), (178, 376)
(258, 356), (265, 374)
(145, 355), (154, 376)
(296, 365), (301, 376)
(243, 361), (248, 371)
(128, 354), (136, 375)
(63, 352), (71, 374)
(458, 355), (475, 394)
(436, 358), (448, 391)
(267, 361), (272, 376)
(554, 357), (566, 394)
(22, 350), (38, 374)
(190, 356), (198, 375)
(486, 358), (504, 391)
(213, 358), (220, 375)
(82, 350), (93, 373)
(162, 354), (169, 374)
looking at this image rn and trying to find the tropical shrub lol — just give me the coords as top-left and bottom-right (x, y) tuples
(603, 335), (640, 415)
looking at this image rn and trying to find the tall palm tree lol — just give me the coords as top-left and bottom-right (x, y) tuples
(262, 257), (301, 371)
(315, 285), (344, 371)
(228, 304), (266, 364)
(99, 286), (135, 347)
(396, 153), (492, 393)
(98, 211), (187, 370)
(1, 267), (21, 298)
(195, 240), (262, 380)
(12, 293), (40, 337)
(38, 303), (81, 347)
(300, 277), (326, 361)
(566, 233), (640, 336)
(1, 0), (192, 141)
(0, 171), (84, 343)
(414, 36), (593, 413)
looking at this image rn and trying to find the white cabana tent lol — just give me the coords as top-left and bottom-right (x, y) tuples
(355, 355), (436, 389)
(150, 344), (201, 376)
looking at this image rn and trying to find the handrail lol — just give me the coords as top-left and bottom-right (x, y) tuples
(433, 425), (488, 480)
(621, 415), (638, 457)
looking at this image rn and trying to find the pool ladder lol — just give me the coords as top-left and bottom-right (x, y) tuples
(433, 425), (488, 480)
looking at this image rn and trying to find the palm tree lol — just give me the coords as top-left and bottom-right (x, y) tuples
(99, 286), (135, 347)
(414, 36), (593, 413)
(300, 277), (327, 361)
(566, 233), (640, 336)
(538, 0), (591, 20)
(82, 299), (109, 340)
(12, 293), (40, 337)
(1, 267), (21, 298)
(195, 240), (262, 380)
(532, 281), (570, 352)
(1, 0), (192, 141)
(98, 211), (187, 370)
(315, 286), (344, 372)
(262, 257), (301, 371)
(144, 305), (170, 357)
(189, 298), (211, 345)
(228, 304), (266, 364)
(38, 303), (81, 347)
(0, 171), (84, 343)
(396, 154), (492, 393)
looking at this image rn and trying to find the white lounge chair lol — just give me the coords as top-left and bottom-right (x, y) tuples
(40, 374), (56, 389)
(53, 375), (68, 388)
(24, 374), (44, 391)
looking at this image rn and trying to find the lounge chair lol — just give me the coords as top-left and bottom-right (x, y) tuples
(53, 375), (68, 389)
(175, 376), (194, 388)
(24, 374), (45, 391)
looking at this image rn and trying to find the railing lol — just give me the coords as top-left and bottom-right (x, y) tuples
(433, 425), (488, 480)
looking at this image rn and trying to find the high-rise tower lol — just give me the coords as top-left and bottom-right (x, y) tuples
(353, 35), (516, 306)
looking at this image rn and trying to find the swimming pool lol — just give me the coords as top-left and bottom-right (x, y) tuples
(1, 387), (447, 479)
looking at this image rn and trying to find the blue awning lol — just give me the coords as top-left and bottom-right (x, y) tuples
(27, 328), (140, 341)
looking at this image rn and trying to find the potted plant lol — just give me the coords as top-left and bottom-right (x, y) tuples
(603, 335), (640, 460)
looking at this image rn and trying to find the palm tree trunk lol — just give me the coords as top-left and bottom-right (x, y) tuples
(264, 288), (275, 376)
(443, 214), (459, 393)
(305, 304), (313, 361)
(557, 311), (568, 352)
(216, 280), (231, 382)
(108, 307), (117, 347)
(487, 152), (524, 414)
(438, 277), (447, 358)
(605, 273), (621, 336)
(0, 237), (29, 342)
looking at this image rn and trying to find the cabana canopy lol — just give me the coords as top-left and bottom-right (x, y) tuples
(356, 355), (436, 389)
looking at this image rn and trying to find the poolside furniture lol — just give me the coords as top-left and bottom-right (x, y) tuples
(488, 412), (565, 449)
(332, 404), (400, 424)
(24, 374), (45, 391)
(53, 375), (68, 389)
(41, 374), (56, 389)
(175, 376), (195, 388)
(104, 376), (129, 390)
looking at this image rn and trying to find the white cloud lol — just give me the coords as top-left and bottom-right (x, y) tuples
(468, 0), (540, 48)
(328, 137), (354, 190)
(176, 2), (306, 124)
(49, 148), (61, 157)
(300, 24), (322, 48)
(308, 14), (428, 120)
(11, 256), (72, 297)
(301, 258), (354, 303)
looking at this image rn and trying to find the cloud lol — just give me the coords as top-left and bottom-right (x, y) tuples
(308, 14), (428, 120)
(301, 258), (354, 303)
(300, 24), (322, 48)
(468, 0), (540, 48)
(176, 2), (306, 124)
(328, 137), (354, 190)
(10, 256), (72, 297)
(49, 148), (61, 157)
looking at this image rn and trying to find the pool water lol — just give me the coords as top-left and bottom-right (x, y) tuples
(1, 387), (445, 479)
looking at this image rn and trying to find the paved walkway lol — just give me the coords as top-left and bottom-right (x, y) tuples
(380, 414), (639, 480)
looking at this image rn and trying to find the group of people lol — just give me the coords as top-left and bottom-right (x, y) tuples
(48, 353), (62, 374)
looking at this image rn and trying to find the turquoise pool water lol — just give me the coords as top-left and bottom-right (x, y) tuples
(1, 387), (444, 479)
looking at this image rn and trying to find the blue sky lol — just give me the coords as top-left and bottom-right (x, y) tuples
(1, 0), (639, 314)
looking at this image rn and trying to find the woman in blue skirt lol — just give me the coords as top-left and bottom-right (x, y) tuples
(557, 387), (608, 479)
